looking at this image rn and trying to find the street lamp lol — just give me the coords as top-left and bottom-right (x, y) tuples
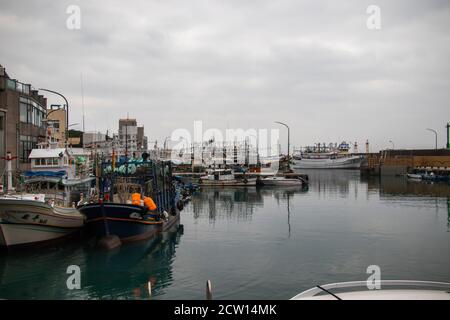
(426, 128), (437, 149)
(39, 88), (69, 145)
(389, 140), (395, 149)
(274, 121), (290, 158)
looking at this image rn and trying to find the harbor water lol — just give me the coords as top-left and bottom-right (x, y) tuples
(1, 170), (450, 299)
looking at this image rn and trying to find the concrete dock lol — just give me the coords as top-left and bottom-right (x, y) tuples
(361, 149), (450, 176)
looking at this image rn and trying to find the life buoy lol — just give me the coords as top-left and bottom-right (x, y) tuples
(243, 178), (248, 184)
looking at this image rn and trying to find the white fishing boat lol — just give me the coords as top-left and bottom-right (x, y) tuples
(292, 142), (363, 169)
(0, 194), (84, 247)
(259, 176), (303, 186)
(199, 169), (257, 186)
(290, 280), (450, 300)
(0, 146), (92, 247)
(406, 173), (423, 180)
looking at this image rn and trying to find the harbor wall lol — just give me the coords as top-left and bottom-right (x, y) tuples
(362, 149), (450, 176)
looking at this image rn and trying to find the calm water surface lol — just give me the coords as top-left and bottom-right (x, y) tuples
(1, 170), (450, 299)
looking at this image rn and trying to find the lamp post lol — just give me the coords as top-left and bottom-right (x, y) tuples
(426, 128), (437, 149)
(39, 88), (69, 145)
(274, 121), (290, 159)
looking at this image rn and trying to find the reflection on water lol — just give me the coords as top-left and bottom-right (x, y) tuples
(0, 225), (183, 299)
(1, 170), (450, 299)
(191, 186), (308, 223)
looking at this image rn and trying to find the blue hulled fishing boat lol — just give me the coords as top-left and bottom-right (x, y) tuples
(78, 202), (179, 242)
(78, 154), (184, 243)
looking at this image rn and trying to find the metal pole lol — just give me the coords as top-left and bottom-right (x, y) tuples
(6, 152), (14, 192)
(39, 88), (69, 145)
(206, 280), (212, 300)
(426, 128), (437, 149)
(274, 121), (290, 158)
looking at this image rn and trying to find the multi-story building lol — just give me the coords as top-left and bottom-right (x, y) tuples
(137, 126), (148, 152)
(118, 119), (149, 158)
(0, 65), (47, 172)
(83, 131), (107, 147)
(118, 118), (137, 157)
(46, 105), (66, 146)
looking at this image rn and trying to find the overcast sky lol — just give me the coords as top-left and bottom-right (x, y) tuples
(1, 0), (449, 152)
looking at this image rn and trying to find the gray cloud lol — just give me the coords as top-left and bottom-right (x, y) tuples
(1, 0), (449, 151)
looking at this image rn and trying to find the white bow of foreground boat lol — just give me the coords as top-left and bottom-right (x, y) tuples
(0, 195), (84, 247)
(290, 280), (450, 300)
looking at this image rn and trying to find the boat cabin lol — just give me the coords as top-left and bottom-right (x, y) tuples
(203, 169), (235, 181)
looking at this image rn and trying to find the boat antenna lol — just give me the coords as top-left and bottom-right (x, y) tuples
(316, 285), (342, 300)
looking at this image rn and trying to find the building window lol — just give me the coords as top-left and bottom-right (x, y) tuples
(6, 79), (16, 90)
(19, 97), (45, 127)
(20, 101), (27, 122)
(19, 135), (37, 163)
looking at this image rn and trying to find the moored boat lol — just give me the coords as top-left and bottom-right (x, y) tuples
(77, 157), (184, 243)
(406, 173), (423, 180)
(0, 147), (91, 248)
(0, 195), (84, 247)
(77, 202), (179, 242)
(199, 168), (257, 186)
(259, 176), (303, 186)
(292, 142), (364, 169)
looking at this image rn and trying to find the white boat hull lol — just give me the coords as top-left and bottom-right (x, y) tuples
(0, 223), (78, 247)
(292, 156), (363, 169)
(406, 173), (422, 180)
(199, 178), (257, 186)
(0, 198), (84, 247)
(260, 178), (302, 186)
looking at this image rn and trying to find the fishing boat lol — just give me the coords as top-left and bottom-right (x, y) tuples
(77, 201), (179, 243)
(198, 168), (257, 186)
(77, 158), (183, 243)
(0, 194), (84, 247)
(291, 280), (450, 300)
(406, 173), (423, 180)
(0, 147), (92, 247)
(259, 176), (303, 186)
(292, 142), (363, 169)
(406, 171), (449, 182)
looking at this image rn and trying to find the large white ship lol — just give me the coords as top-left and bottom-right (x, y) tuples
(292, 142), (364, 169)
